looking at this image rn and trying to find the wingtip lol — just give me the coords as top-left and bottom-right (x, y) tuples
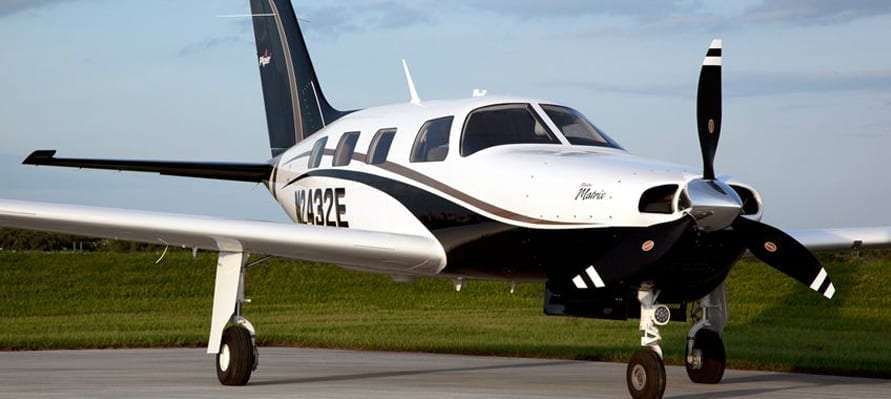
(710, 39), (722, 49)
(22, 150), (57, 165)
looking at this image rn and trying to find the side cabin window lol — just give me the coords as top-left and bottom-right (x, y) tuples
(366, 128), (396, 165)
(410, 116), (453, 162)
(308, 137), (328, 169)
(540, 104), (622, 149)
(460, 103), (558, 157)
(333, 131), (360, 166)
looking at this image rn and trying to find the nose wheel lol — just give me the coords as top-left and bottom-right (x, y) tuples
(627, 348), (666, 399)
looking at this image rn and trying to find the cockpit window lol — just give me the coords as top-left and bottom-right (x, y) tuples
(541, 104), (622, 149)
(460, 103), (558, 156)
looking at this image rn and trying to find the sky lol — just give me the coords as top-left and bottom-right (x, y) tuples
(2, 0), (891, 228)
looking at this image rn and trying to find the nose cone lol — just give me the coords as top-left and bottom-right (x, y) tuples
(683, 179), (742, 232)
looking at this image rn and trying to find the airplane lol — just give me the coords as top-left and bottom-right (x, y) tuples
(2, 1), (890, 398)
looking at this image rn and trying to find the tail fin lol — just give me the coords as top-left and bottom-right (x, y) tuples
(249, 0), (347, 157)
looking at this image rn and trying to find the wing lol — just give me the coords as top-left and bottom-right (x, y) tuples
(788, 227), (891, 252)
(0, 199), (445, 275)
(23, 150), (273, 183)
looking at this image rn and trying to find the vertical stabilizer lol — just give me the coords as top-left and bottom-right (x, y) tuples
(249, 0), (346, 157)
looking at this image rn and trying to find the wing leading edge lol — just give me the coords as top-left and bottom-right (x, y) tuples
(0, 199), (446, 275)
(789, 227), (891, 252)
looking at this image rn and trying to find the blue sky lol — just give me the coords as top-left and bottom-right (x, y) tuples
(2, 0), (890, 228)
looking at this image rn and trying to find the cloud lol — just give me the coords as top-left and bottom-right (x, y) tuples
(740, 0), (891, 26)
(451, 1), (891, 36)
(0, 0), (76, 18)
(177, 36), (244, 57)
(452, 0), (689, 21)
(728, 70), (891, 97)
(299, 1), (436, 37)
(545, 69), (891, 98)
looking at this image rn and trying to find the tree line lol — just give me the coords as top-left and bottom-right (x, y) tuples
(0, 228), (161, 252)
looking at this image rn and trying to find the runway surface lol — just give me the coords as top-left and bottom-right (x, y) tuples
(1, 348), (888, 398)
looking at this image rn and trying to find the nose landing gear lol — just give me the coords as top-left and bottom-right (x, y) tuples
(626, 283), (669, 399)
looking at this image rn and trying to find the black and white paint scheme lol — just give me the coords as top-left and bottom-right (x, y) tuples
(1, 1), (890, 398)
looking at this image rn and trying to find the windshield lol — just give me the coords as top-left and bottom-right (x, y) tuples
(541, 104), (622, 149)
(460, 103), (559, 156)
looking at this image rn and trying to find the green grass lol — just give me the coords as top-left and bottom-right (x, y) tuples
(2, 250), (890, 378)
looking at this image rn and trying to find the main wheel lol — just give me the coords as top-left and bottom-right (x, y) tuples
(216, 326), (255, 386)
(685, 329), (725, 384)
(627, 348), (666, 399)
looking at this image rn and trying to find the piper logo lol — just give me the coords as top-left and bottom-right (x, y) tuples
(259, 49), (271, 67)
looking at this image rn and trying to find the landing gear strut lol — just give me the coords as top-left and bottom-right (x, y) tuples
(209, 252), (259, 386)
(627, 283), (670, 399)
(685, 282), (727, 384)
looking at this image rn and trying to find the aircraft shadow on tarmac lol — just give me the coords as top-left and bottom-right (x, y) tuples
(668, 366), (884, 399)
(249, 359), (579, 386)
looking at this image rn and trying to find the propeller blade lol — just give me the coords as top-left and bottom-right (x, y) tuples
(568, 216), (694, 290)
(733, 217), (836, 299)
(697, 39), (722, 180)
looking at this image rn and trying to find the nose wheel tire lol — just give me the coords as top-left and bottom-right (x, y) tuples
(685, 329), (726, 384)
(627, 348), (666, 399)
(216, 326), (255, 386)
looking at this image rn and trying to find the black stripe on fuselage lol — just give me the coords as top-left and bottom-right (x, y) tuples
(287, 168), (745, 303)
(282, 158), (588, 227)
(300, 169), (492, 231)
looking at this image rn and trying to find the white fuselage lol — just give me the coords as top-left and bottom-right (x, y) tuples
(266, 96), (761, 277)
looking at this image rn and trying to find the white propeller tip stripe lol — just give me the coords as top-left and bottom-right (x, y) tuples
(703, 57), (722, 66)
(824, 283), (836, 299)
(584, 266), (606, 288)
(572, 275), (588, 289)
(810, 268), (828, 291)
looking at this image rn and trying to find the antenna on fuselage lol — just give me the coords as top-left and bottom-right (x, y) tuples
(401, 59), (421, 105)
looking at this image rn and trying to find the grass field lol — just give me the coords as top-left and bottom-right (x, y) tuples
(1, 250), (889, 378)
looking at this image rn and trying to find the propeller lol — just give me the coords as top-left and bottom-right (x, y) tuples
(567, 217), (694, 290)
(691, 39), (835, 299)
(697, 39), (722, 180)
(732, 217), (836, 298)
(562, 39), (835, 300)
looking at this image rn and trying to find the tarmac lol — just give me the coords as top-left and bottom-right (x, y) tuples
(1, 347), (888, 398)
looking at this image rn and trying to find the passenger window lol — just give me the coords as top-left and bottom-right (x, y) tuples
(410, 116), (453, 162)
(308, 137), (328, 168)
(366, 128), (396, 165)
(460, 104), (557, 156)
(333, 131), (360, 166)
(541, 104), (621, 148)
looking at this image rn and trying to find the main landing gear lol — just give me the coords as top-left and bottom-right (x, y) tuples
(625, 283), (728, 399)
(684, 282), (727, 384)
(209, 252), (259, 386)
